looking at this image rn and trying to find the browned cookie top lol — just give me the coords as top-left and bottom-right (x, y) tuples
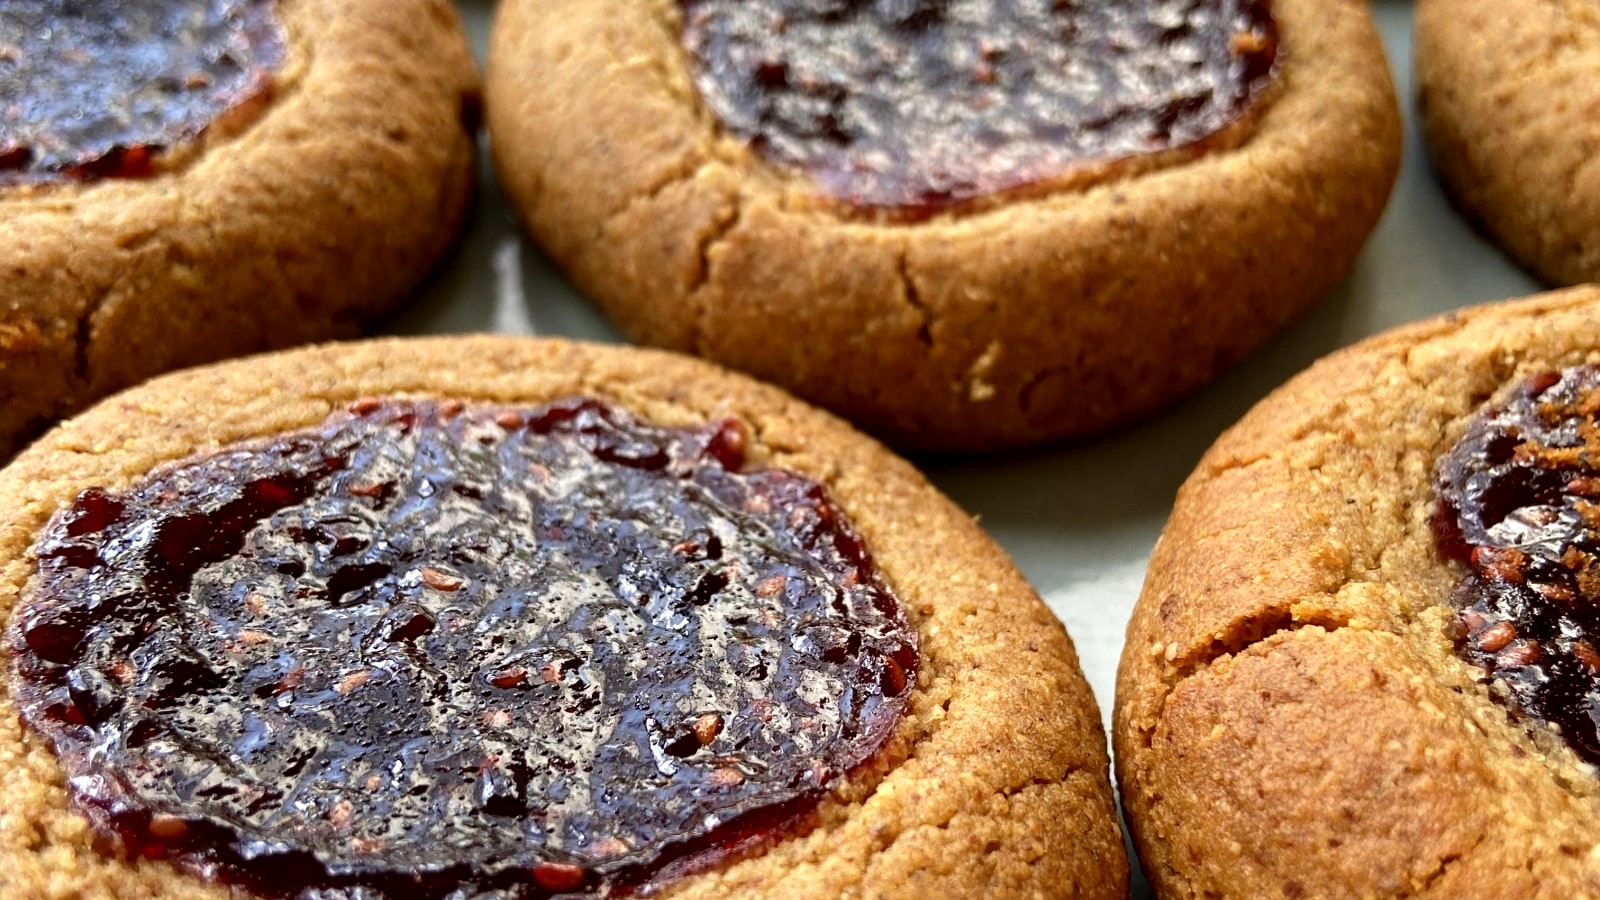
(8, 397), (916, 899)
(0, 336), (1127, 899)
(0, 0), (284, 185)
(1114, 289), (1600, 900)
(680, 0), (1278, 212)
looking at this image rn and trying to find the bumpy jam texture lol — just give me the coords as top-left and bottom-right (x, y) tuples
(680, 0), (1279, 212)
(0, 0), (284, 184)
(1435, 365), (1600, 767)
(8, 399), (917, 898)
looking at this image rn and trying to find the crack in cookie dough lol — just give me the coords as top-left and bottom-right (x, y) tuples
(70, 285), (112, 386)
(1125, 352), (1452, 755)
(895, 250), (934, 350)
(1017, 362), (1076, 419)
(1408, 839), (1480, 899)
(685, 193), (744, 358)
(1118, 289), (1600, 900)
(689, 195), (744, 296)
(1156, 607), (1355, 684)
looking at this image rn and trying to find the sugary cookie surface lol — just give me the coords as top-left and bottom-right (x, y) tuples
(8, 398), (917, 898)
(0, 0), (284, 184)
(680, 0), (1278, 212)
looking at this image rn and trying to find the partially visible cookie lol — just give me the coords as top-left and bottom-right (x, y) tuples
(487, 0), (1400, 451)
(0, 0), (481, 460)
(1416, 0), (1600, 285)
(0, 336), (1127, 898)
(1117, 286), (1600, 898)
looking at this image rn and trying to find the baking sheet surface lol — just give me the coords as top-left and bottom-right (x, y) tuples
(405, 3), (1542, 893)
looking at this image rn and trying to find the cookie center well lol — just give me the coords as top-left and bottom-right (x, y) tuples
(7, 398), (918, 898)
(1435, 365), (1600, 767)
(679, 0), (1279, 213)
(0, 0), (285, 184)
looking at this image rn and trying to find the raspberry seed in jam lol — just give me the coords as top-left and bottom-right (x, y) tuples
(8, 398), (917, 898)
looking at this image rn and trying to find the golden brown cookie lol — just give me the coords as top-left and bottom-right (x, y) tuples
(1116, 286), (1600, 899)
(0, 336), (1126, 899)
(486, 0), (1400, 451)
(1416, 0), (1600, 286)
(0, 0), (481, 461)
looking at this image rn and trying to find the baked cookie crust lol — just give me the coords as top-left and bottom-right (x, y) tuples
(1116, 286), (1600, 899)
(0, 336), (1127, 899)
(1416, 0), (1600, 287)
(486, 0), (1400, 451)
(0, 0), (481, 462)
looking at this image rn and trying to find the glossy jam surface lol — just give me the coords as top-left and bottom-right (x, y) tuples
(0, 0), (284, 185)
(8, 399), (917, 898)
(680, 0), (1278, 213)
(1435, 366), (1600, 766)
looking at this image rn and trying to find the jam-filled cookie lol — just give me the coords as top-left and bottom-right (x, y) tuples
(0, 337), (1126, 898)
(1116, 286), (1600, 898)
(486, 0), (1400, 451)
(1417, 0), (1600, 286)
(0, 0), (480, 460)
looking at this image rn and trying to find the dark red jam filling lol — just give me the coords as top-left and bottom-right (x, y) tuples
(679, 0), (1278, 213)
(7, 398), (918, 898)
(1435, 366), (1600, 767)
(0, 0), (284, 185)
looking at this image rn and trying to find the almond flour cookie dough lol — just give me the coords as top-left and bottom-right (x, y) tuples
(0, 0), (480, 461)
(0, 337), (1126, 899)
(1416, 0), (1600, 286)
(486, 0), (1400, 451)
(1116, 286), (1600, 899)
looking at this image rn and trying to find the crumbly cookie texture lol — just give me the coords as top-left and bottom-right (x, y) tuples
(0, 0), (480, 462)
(0, 337), (1127, 899)
(1116, 286), (1600, 899)
(486, 0), (1399, 451)
(1417, 0), (1600, 286)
